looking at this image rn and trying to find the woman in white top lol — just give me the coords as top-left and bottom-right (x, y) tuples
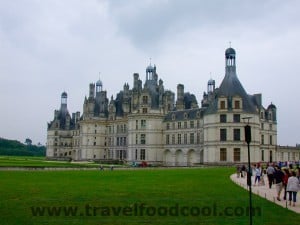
(286, 171), (300, 206)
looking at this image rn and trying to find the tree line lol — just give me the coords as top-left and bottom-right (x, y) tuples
(0, 138), (46, 156)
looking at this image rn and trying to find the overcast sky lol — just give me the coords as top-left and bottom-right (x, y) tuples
(0, 0), (299, 145)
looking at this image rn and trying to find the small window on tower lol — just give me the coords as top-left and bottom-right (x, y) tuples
(220, 114), (227, 123)
(220, 100), (226, 109)
(234, 100), (240, 109)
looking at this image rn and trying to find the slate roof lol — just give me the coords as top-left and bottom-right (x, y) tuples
(164, 108), (204, 122)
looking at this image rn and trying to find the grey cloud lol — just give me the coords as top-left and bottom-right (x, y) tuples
(107, 0), (292, 49)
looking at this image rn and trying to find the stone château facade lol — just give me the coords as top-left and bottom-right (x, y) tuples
(47, 47), (292, 165)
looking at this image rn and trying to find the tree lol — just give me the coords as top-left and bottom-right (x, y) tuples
(25, 138), (32, 146)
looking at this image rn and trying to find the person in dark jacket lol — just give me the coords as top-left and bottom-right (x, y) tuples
(273, 166), (284, 201)
(266, 164), (275, 189)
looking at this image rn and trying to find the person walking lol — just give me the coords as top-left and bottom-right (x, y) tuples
(283, 168), (291, 200)
(241, 165), (247, 178)
(266, 164), (275, 189)
(273, 165), (284, 201)
(287, 171), (300, 206)
(254, 164), (262, 186)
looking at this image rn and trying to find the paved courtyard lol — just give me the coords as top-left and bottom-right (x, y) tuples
(230, 173), (300, 214)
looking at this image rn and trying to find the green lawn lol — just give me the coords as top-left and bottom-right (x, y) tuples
(0, 156), (102, 168)
(0, 168), (299, 225)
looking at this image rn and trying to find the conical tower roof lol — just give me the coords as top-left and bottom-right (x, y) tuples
(205, 48), (256, 114)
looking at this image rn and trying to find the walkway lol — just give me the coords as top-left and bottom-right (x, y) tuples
(230, 173), (300, 214)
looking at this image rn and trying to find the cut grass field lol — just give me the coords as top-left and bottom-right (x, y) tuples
(0, 156), (103, 168)
(1, 168), (299, 225)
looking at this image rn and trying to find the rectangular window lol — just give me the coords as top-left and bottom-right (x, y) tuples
(140, 149), (145, 160)
(136, 134), (138, 144)
(190, 133), (194, 144)
(234, 100), (240, 109)
(135, 149), (138, 160)
(166, 123), (170, 130)
(270, 135), (273, 145)
(190, 121), (194, 128)
(261, 135), (264, 145)
(220, 148), (227, 161)
(141, 134), (146, 145)
(178, 122), (181, 129)
(142, 108), (148, 114)
(220, 100), (226, 109)
(172, 134), (175, 144)
(233, 129), (240, 141)
(234, 148), (241, 162)
(142, 96), (148, 104)
(117, 137), (120, 146)
(261, 150), (264, 161)
(233, 114), (240, 123)
(220, 129), (227, 141)
(141, 120), (146, 128)
(220, 114), (227, 123)
(184, 122), (187, 129)
(197, 120), (200, 128)
(292, 152), (296, 161)
(172, 122), (175, 130)
(136, 120), (138, 130)
(166, 135), (170, 145)
(178, 134), (181, 144)
(184, 134), (187, 144)
(197, 132), (200, 144)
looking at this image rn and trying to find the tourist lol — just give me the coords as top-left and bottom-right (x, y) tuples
(254, 164), (262, 186)
(273, 165), (284, 201)
(266, 164), (275, 189)
(287, 171), (300, 206)
(241, 164), (246, 178)
(283, 168), (291, 200)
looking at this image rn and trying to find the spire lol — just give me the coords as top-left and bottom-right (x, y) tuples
(96, 72), (103, 92)
(61, 91), (67, 105)
(146, 58), (155, 81)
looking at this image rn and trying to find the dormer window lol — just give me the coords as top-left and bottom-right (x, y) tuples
(234, 100), (240, 109)
(269, 112), (272, 121)
(219, 98), (227, 110)
(184, 113), (188, 119)
(260, 111), (264, 119)
(142, 96), (148, 104)
(232, 97), (242, 110)
(172, 114), (175, 120)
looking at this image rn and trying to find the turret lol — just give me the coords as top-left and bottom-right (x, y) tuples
(225, 47), (236, 74)
(207, 79), (215, 93)
(96, 79), (103, 93)
(267, 103), (277, 122)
